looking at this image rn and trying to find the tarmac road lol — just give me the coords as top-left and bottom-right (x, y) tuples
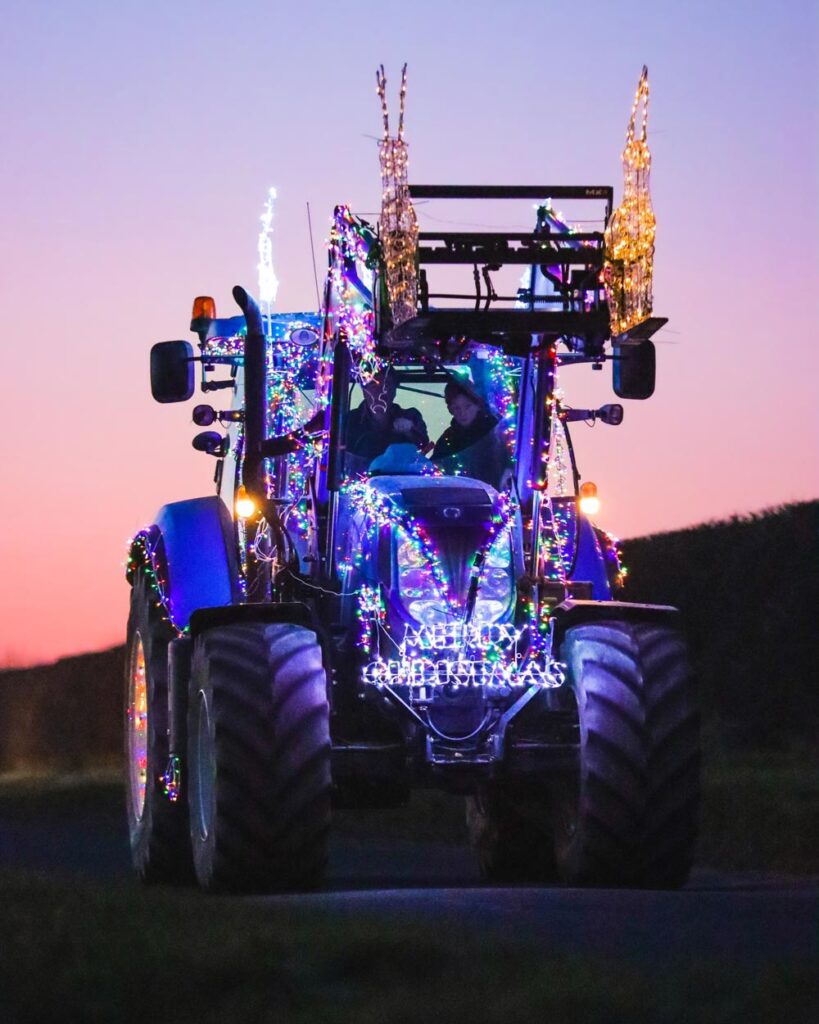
(1, 778), (817, 964)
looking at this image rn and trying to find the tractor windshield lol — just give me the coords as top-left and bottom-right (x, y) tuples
(343, 348), (523, 490)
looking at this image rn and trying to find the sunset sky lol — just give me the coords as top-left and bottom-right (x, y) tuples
(1, 0), (816, 667)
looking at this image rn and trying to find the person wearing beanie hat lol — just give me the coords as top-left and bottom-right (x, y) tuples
(433, 381), (498, 460)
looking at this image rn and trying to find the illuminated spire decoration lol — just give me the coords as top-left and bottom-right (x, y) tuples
(604, 66), (656, 335)
(257, 186), (280, 327)
(376, 63), (418, 327)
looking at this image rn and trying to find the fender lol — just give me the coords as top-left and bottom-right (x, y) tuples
(127, 496), (239, 632)
(572, 516), (613, 599)
(550, 598), (680, 646)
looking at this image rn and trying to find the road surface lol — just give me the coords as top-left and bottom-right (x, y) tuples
(0, 777), (816, 963)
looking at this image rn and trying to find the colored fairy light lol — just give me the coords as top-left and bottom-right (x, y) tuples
(327, 205), (381, 382)
(485, 349), (519, 458)
(201, 331), (246, 359)
(345, 484), (565, 692)
(344, 478), (458, 615)
(357, 584), (386, 652)
(376, 63), (418, 328)
(257, 186), (280, 319)
(161, 756), (182, 803)
(126, 528), (181, 632)
(539, 496), (575, 582)
(597, 527), (628, 589)
(604, 66), (656, 335)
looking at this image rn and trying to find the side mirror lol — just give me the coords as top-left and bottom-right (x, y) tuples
(192, 431), (228, 457)
(612, 339), (655, 400)
(151, 340), (194, 403)
(597, 403), (624, 426)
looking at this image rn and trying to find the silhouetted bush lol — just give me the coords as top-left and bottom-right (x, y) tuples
(621, 501), (819, 750)
(0, 647), (123, 772)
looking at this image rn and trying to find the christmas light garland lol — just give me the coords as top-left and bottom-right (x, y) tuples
(604, 66), (656, 334)
(345, 481), (519, 668)
(376, 63), (418, 328)
(356, 583), (386, 653)
(327, 205), (381, 383)
(343, 478), (458, 615)
(485, 348), (519, 457)
(597, 527), (628, 590)
(125, 528), (180, 632)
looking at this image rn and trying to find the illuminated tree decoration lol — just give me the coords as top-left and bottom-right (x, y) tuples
(604, 66), (656, 335)
(376, 63), (418, 328)
(257, 185), (280, 327)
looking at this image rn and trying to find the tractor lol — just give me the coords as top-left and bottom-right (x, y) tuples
(125, 73), (699, 892)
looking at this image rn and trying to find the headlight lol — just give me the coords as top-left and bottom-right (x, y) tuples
(485, 532), (512, 568)
(396, 529), (449, 623)
(407, 599), (450, 626)
(474, 532), (513, 624)
(397, 536), (425, 568)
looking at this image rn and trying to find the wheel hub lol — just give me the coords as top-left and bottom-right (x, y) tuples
(194, 690), (215, 841)
(127, 633), (149, 821)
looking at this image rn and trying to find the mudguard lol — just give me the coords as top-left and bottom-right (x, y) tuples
(127, 496), (238, 632)
(550, 598), (680, 645)
(573, 516), (613, 599)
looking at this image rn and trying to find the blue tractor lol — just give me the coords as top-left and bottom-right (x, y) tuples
(126, 184), (699, 892)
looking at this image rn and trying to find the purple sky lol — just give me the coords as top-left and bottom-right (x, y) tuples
(1, 0), (816, 666)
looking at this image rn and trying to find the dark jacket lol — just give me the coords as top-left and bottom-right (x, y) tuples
(432, 412), (498, 460)
(347, 402), (428, 461)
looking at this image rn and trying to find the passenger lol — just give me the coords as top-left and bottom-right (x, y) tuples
(347, 366), (429, 461)
(432, 381), (498, 459)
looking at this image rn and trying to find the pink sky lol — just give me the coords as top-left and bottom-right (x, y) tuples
(1, 0), (816, 667)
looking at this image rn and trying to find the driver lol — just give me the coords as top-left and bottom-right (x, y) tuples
(432, 381), (498, 459)
(347, 365), (429, 461)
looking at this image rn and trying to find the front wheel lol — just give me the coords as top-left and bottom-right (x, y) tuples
(124, 570), (193, 883)
(554, 621), (700, 888)
(188, 621), (331, 892)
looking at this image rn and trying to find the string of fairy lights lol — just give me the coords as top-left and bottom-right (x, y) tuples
(376, 63), (418, 329)
(327, 205), (381, 383)
(604, 65), (656, 335)
(485, 349), (519, 458)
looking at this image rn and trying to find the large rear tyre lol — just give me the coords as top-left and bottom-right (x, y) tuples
(124, 570), (193, 883)
(188, 622), (331, 893)
(554, 621), (700, 888)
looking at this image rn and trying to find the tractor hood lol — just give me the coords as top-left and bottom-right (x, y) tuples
(363, 475), (498, 601)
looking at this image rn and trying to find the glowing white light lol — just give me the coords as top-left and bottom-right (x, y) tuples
(579, 494), (601, 516)
(235, 486), (256, 519)
(362, 656), (565, 690)
(257, 186), (280, 312)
